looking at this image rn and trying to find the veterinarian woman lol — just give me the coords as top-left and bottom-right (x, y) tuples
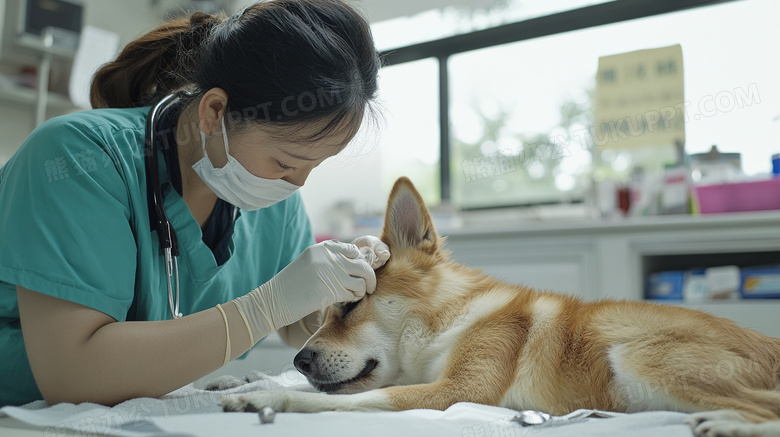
(0, 0), (389, 407)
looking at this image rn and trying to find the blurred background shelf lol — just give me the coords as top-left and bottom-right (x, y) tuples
(0, 84), (79, 112)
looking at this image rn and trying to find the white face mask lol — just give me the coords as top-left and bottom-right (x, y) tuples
(192, 117), (301, 211)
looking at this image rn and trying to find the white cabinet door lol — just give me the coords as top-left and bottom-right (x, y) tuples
(467, 260), (585, 297)
(443, 234), (597, 300)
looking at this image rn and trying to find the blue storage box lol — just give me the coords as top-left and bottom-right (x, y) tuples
(646, 270), (685, 300)
(740, 265), (780, 299)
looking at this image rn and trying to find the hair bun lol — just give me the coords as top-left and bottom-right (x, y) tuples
(176, 11), (223, 74)
(189, 11), (222, 30)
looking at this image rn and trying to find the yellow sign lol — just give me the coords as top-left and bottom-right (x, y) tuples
(594, 44), (685, 149)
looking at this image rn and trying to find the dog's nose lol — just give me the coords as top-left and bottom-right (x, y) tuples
(294, 348), (316, 377)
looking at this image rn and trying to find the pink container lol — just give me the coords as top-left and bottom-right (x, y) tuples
(693, 178), (780, 214)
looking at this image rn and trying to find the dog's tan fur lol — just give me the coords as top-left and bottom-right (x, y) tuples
(223, 177), (780, 436)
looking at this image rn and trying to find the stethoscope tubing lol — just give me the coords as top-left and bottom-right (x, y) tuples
(145, 94), (183, 319)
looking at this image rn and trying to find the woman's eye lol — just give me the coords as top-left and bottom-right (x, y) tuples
(277, 161), (295, 170)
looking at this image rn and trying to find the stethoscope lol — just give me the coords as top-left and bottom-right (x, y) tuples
(144, 93), (182, 319)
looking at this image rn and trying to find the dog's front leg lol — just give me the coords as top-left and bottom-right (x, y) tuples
(221, 382), (471, 413)
(381, 379), (504, 411)
(222, 371), (507, 413)
(223, 373), (509, 413)
(221, 389), (395, 413)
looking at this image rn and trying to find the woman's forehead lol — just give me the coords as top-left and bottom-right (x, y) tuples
(251, 121), (355, 156)
(267, 109), (363, 144)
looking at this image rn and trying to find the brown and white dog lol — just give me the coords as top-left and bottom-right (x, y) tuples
(223, 177), (780, 437)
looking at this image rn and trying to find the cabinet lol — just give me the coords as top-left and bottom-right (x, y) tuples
(442, 211), (780, 338)
(445, 231), (597, 300)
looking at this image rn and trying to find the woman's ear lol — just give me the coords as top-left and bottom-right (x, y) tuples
(198, 87), (229, 135)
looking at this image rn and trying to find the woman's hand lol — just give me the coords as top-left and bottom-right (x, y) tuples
(351, 235), (391, 269)
(232, 240), (378, 344)
(276, 235), (390, 349)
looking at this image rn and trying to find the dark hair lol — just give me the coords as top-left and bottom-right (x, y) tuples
(91, 0), (381, 141)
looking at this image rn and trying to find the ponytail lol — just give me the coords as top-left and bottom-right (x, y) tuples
(90, 12), (222, 109)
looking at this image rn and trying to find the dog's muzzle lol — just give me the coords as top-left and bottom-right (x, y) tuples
(294, 348), (378, 393)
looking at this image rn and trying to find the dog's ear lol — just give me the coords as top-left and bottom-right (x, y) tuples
(381, 177), (439, 253)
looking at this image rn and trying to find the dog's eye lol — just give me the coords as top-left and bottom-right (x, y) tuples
(340, 300), (361, 318)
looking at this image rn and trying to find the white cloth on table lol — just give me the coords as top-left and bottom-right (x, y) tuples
(0, 370), (694, 437)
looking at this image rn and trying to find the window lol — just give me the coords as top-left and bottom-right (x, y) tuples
(450, 0), (780, 208)
(379, 0), (779, 209)
(448, 0), (780, 208)
(372, 0), (614, 52)
(449, 40), (593, 208)
(376, 58), (441, 206)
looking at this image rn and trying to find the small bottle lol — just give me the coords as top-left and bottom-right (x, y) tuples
(772, 153), (779, 177)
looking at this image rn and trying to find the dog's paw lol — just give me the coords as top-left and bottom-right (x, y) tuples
(204, 375), (246, 391)
(221, 390), (333, 413)
(688, 410), (744, 437)
(687, 410), (780, 437)
(221, 391), (287, 412)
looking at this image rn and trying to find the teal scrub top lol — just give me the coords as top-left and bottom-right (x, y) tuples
(0, 107), (315, 406)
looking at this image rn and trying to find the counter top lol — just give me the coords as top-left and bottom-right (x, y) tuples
(345, 210), (780, 242)
(438, 210), (780, 239)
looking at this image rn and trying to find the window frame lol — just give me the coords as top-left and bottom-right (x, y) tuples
(377, 0), (739, 204)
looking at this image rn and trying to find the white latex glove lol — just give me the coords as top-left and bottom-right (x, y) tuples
(231, 240), (376, 343)
(351, 235), (391, 269)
